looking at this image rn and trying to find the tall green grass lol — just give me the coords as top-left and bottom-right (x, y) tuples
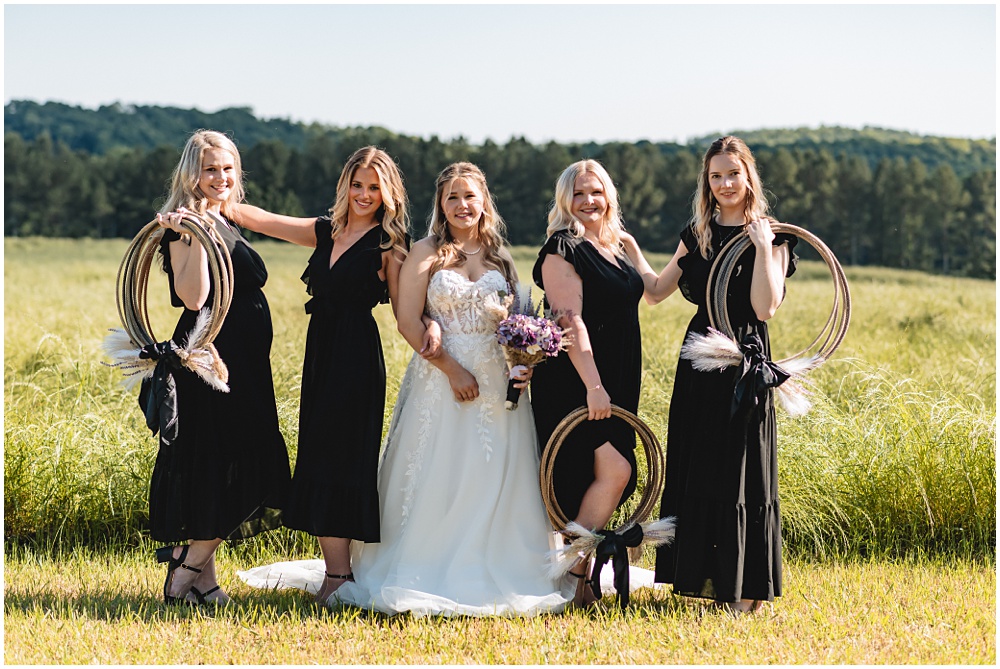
(4, 238), (995, 560)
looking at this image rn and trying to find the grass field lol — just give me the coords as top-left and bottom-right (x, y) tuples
(4, 237), (996, 664)
(3, 545), (995, 665)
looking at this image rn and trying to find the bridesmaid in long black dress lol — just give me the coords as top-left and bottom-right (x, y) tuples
(237, 147), (433, 603)
(622, 136), (796, 615)
(530, 160), (645, 607)
(151, 130), (291, 605)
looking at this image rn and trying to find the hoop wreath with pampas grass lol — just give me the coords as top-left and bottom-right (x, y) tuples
(102, 212), (234, 442)
(540, 405), (676, 607)
(680, 222), (851, 416)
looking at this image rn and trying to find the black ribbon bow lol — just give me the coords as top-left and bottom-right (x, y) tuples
(589, 524), (644, 608)
(137, 340), (183, 446)
(730, 331), (790, 421)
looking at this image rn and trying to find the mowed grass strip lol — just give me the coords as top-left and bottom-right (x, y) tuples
(3, 548), (994, 664)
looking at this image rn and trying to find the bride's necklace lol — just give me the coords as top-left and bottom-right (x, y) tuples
(457, 243), (482, 255)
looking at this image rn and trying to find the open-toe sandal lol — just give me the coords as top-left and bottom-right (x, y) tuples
(155, 545), (202, 606)
(190, 585), (224, 606)
(565, 570), (597, 610)
(316, 572), (354, 604)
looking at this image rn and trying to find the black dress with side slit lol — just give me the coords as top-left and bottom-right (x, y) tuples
(653, 220), (797, 603)
(148, 219), (290, 542)
(529, 230), (645, 521)
(281, 217), (394, 541)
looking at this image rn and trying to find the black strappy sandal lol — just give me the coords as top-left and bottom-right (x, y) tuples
(189, 585), (223, 605)
(568, 570), (586, 601)
(316, 572), (354, 605)
(155, 545), (201, 605)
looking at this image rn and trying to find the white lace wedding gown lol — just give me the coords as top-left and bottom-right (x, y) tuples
(239, 269), (574, 616)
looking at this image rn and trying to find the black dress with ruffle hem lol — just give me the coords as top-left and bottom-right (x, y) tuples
(148, 219), (290, 542)
(281, 218), (396, 541)
(653, 220), (797, 603)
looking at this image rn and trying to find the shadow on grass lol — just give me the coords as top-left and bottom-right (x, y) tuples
(3, 584), (702, 624)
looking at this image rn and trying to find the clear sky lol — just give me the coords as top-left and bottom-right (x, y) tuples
(3, 3), (996, 144)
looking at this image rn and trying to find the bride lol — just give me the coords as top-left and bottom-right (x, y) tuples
(241, 162), (573, 616)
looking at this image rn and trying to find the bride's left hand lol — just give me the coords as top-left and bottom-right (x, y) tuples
(510, 365), (532, 394)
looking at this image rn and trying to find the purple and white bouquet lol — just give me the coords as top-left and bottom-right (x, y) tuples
(496, 284), (569, 410)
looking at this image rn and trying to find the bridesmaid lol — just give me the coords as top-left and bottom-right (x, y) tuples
(529, 160), (645, 607)
(236, 146), (426, 602)
(151, 130), (290, 605)
(624, 136), (795, 615)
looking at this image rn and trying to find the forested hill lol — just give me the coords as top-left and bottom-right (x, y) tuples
(4, 100), (310, 154)
(4, 100), (996, 278)
(5, 100), (995, 176)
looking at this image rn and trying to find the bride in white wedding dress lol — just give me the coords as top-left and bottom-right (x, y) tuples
(241, 162), (574, 616)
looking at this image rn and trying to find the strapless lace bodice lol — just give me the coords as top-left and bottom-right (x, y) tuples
(426, 269), (509, 336)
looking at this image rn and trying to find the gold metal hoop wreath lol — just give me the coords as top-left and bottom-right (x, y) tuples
(707, 222), (851, 367)
(539, 405), (664, 533)
(103, 212), (235, 392)
(116, 213), (234, 349)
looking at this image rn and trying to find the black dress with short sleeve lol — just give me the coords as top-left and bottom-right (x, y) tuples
(148, 219), (290, 542)
(653, 220), (797, 603)
(530, 230), (645, 521)
(281, 217), (395, 541)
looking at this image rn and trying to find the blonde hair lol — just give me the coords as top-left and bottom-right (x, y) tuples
(328, 146), (409, 258)
(161, 129), (245, 222)
(545, 159), (625, 254)
(691, 135), (770, 259)
(426, 162), (517, 288)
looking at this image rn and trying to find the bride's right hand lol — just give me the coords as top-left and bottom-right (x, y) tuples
(448, 366), (479, 402)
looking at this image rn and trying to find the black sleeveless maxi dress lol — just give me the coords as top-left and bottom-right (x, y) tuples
(148, 220), (290, 542)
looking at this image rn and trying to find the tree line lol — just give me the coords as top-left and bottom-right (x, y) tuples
(4, 101), (995, 278)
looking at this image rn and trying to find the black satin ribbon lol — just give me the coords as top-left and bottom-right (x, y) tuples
(589, 524), (644, 608)
(730, 331), (790, 420)
(505, 377), (521, 408)
(137, 340), (182, 446)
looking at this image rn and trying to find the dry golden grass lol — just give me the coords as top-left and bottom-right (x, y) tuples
(3, 548), (994, 664)
(4, 238), (996, 664)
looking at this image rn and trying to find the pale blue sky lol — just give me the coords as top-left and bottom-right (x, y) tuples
(4, 3), (996, 143)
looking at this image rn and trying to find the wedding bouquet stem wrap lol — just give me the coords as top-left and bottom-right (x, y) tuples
(540, 405), (675, 608)
(681, 223), (851, 417)
(500, 349), (546, 410)
(102, 213), (234, 443)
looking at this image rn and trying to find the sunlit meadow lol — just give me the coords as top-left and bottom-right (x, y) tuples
(4, 238), (995, 664)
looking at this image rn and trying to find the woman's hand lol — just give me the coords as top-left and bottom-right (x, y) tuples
(586, 384), (612, 420)
(155, 208), (192, 237)
(748, 217), (790, 321)
(419, 318), (442, 360)
(448, 366), (480, 402)
(747, 217), (776, 249)
(510, 364), (532, 394)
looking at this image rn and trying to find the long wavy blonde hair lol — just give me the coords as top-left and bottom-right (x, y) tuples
(691, 135), (770, 259)
(327, 146), (409, 258)
(161, 129), (245, 222)
(545, 159), (625, 254)
(426, 162), (517, 288)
